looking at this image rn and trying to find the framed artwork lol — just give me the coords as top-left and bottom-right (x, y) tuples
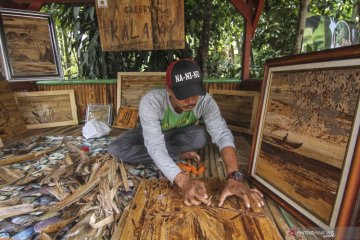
(250, 47), (360, 230)
(209, 89), (259, 135)
(14, 90), (78, 129)
(86, 104), (112, 125)
(117, 72), (165, 112)
(0, 8), (63, 81)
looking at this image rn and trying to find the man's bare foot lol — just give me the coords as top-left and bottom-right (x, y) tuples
(179, 151), (200, 162)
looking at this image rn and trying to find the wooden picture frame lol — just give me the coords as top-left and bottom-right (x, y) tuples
(250, 46), (360, 231)
(209, 89), (259, 135)
(86, 104), (112, 125)
(0, 8), (63, 81)
(117, 72), (165, 112)
(14, 90), (78, 129)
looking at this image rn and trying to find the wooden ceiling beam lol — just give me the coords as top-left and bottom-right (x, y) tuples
(230, 0), (251, 20)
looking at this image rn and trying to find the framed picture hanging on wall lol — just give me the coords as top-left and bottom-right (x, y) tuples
(0, 8), (63, 81)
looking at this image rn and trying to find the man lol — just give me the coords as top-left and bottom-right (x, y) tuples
(109, 59), (264, 208)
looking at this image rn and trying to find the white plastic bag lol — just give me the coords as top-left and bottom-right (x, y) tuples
(82, 119), (111, 139)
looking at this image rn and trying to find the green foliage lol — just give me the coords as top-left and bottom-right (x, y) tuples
(251, 0), (298, 78)
(309, 0), (357, 20)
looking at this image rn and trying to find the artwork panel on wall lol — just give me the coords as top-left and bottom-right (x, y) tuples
(0, 8), (63, 81)
(250, 47), (360, 230)
(14, 90), (78, 129)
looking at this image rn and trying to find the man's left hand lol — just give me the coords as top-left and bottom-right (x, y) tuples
(218, 179), (264, 208)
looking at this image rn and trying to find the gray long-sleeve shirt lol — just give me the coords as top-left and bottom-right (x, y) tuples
(139, 89), (235, 182)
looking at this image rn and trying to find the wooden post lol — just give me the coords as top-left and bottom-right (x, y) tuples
(230, 0), (264, 80)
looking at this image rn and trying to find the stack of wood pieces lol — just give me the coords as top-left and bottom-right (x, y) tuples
(0, 141), (134, 239)
(118, 178), (282, 239)
(113, 107), (139, 129)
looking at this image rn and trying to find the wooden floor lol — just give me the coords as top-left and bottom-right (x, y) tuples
(1, 124), (320, 240)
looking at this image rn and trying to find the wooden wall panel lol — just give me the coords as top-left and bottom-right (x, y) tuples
(0, 91), (27, 145)
(209, 89), (259, 134)
(95, 0), (185, 51)
(119, 179), (281, 239)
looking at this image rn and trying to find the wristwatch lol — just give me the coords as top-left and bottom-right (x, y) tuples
(226, 171), (244, 182)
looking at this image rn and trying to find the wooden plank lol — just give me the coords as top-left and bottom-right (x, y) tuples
(266, 196), (295, 240)
(280, 206), (320, 240)
(119, 179), (282, 239)
(14, 90), (78, 129)
(209, 144), (218, 178)
(0, 141), (62, 166)
(209, 89), (259, 134)
(203, 144), (210, 178)
(111, 205), (130, 239)
(214, 146), (225, 181)
(117, 72), (165, 112)
(95, 0), (185, 51)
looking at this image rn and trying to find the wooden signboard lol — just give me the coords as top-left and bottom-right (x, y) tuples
(0, 91), (27, 145)
(117, 72), (165, 112)
(209, 89), (259, 135)
(118, 179), (281, 239)
(14, 90), (78, 129)
(250, 47), (360, 231)
(95, 0), (185, 51)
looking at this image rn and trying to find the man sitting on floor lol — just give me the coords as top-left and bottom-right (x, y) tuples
(109, 59), (264, 208)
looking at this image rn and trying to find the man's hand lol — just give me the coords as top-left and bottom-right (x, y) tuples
(174, 172), (210, 206)
(218, 179), (264, 208)
(179, 151), (200, 162)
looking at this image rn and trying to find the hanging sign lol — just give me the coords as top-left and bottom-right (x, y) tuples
(96, 0), (185, 51)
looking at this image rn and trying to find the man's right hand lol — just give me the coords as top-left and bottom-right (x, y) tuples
(174, 172), (210, 206)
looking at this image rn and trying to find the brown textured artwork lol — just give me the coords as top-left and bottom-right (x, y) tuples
(14, 90), (78, 129)
(255, 67), (360, 225)
(118, 179), (281, 239)
(0, 92), (27, 144)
